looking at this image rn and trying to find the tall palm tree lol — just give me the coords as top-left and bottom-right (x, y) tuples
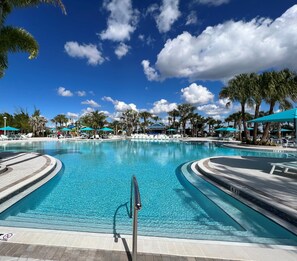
(90, 110), (107, 129)
(168, 109), (179, 128)
(29, 109), (47, 136)
(138, 111), (152, 133)
(51, 114), (68, 127)
(189, 113), (205, 137)
(120, 109), (139, 136)
(206, 117), (216, 135)
(177, 104), (196, 135)
(220, 74), (253, 141)
(0, 0), (66, 77)
(261, 69), (297, 142)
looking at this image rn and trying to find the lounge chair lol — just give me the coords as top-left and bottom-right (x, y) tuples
(269, 161), (297, 175)
(0, 135), (9, 140)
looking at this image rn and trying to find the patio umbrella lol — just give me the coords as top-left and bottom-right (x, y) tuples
(0, 126), (19, 131)
(80, 127), (94, 131)
(167, 128), (176, 132)
(99, 127), (113, 132)
(215, 127), (238, 132)
(249, 108), (297, 142)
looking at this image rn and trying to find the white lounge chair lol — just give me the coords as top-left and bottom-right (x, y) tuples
(0, 135), (9, 140)
(269, 161), (297, 175)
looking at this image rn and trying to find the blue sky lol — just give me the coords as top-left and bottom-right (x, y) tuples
(1, 0), (297, 125)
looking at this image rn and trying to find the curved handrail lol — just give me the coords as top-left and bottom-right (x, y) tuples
(130, 175), (142, 261)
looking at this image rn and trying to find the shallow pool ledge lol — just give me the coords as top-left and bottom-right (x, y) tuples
(192, 156), (297, 236)
(0, 152), (62, 213)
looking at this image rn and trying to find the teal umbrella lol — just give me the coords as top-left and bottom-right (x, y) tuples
(167, 128), (176, 132)
(249, 108), (297, 142)
(215, 127), (238, 132)
(99, 127), (113, 132)
(0, 126), (19, 131)
(80, 127), (94, 131)
(61, 127), (71, 131)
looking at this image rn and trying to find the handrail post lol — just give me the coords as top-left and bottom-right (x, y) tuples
(130, 175), (141, 261)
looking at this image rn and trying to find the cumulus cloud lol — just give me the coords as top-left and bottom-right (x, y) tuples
(141, 60), (160, 81)
(67, 112), (79, 118)
(143, 5), (297, 81)
(150, 99), (177, 114)
(156, 0), (181, 33)
(76, 91), (86, 97)
(81, 99), (100, 108)
(102, 96), (138, 112)
(181, 83), (214, 104)
(115, 43), (130, 59)
(81, 107), (95, 115)
(100, 0), (138, 42)
(196, 0), (230, 6)
(64, 42), (104, 65)
(197, 98), (233, 117)
(57, 87), (73, 97)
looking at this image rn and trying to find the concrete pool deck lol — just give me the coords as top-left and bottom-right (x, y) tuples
(0, 138), (297, 260)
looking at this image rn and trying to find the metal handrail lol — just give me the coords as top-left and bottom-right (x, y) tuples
(130, 175), (142, 261)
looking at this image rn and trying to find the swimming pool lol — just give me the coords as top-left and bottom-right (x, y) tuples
(0, 140), (296, 245)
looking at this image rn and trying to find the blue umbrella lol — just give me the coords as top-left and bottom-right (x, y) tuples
(61, 127), (71, 131)
(99, 127), (113, 132)
(215, 127), (238, 132)
(0, 126), (19, 131)
(249, 108), (297, 142)
(80, 127), (94, 131)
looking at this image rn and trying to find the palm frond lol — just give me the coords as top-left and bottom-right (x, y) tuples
(0, 26), (39, 58)
(9, 0), (66, 14)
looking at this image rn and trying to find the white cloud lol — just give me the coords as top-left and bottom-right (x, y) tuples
(141, 60), (160, 81)
(67, 112), (79, 118)
(196, 0), (230, 6)
(197, 98), (233, 117)
(81, 107), (95, 115)
(186, 11), (198, 26)
(64, 42), (104, 65)
(181, 83), (214, 104)
(57, 87), (73, 97)
(115, 43), (130, 59)
(102, 96), (138, 112)
(143, 5), (297, 81)
(156, 0), (181, 33)
(76, 91), (86, 97)
(100, 0), (138, 42)
(81, 99), (100, 108)
(150, 99), (177, 114)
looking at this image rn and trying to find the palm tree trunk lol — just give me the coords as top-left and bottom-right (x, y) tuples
(253, 103), (260, 144)
(241, 104), (249, 142)
(261, 101), (275, 142)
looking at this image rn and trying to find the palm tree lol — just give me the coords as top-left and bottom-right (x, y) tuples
(261, 69), (297, 142)
(120, 109), (139, 136)
(13, 108), (30, 133)
(188, 113), (205, 137)
(168, 109), (179, 129)
(206, 117), (216, 135)
(51, 114), (68, 127)
(29, 108), (47, 136)
(138, 111), (152, 133)
(90, 110), (107, 129)
(220, 74), (254, 141)
(177, 104), (196, 135)
(0, 0), (66, 77)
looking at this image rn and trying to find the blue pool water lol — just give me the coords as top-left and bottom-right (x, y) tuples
(0, 140), (296, 245)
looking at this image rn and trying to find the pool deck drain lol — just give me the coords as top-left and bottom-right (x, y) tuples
(0, 139), (297, 260)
